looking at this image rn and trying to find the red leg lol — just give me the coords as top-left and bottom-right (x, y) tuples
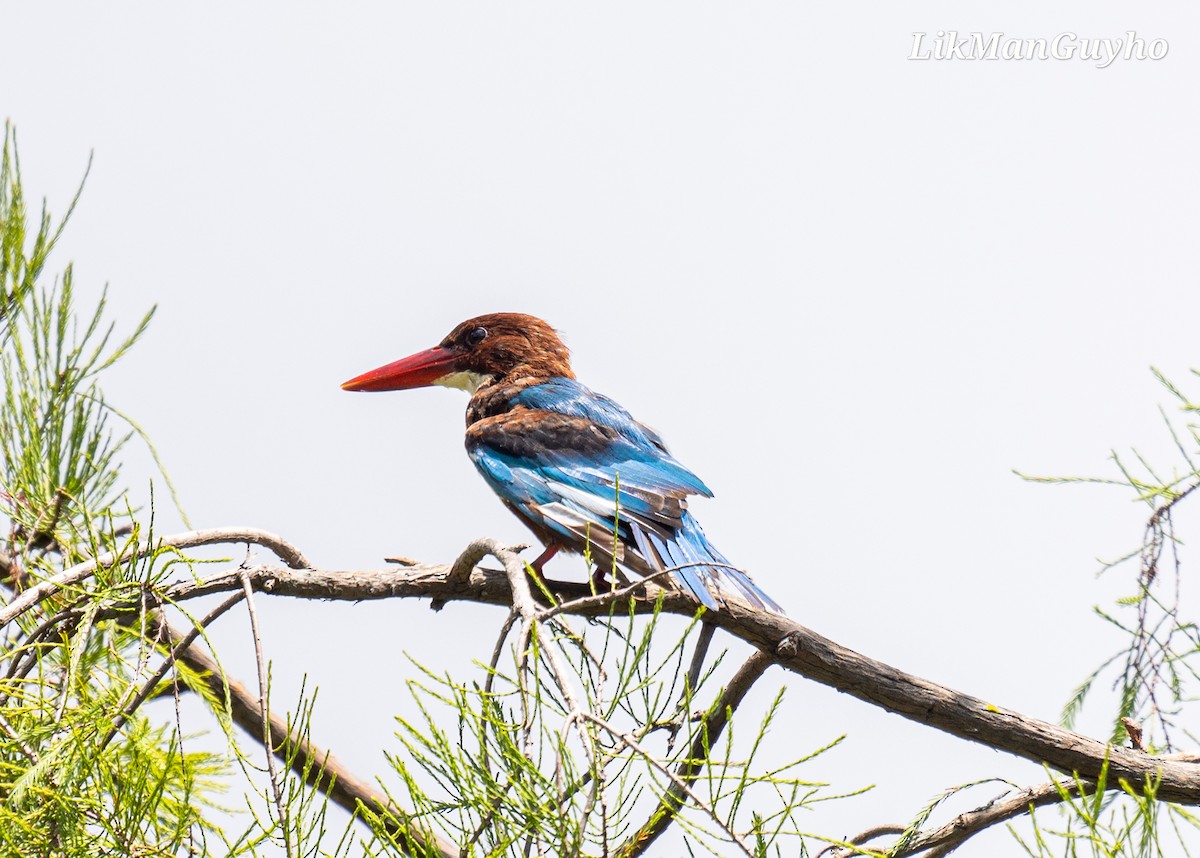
(529, 543), (560, 573)
(591, 566), (610, 592)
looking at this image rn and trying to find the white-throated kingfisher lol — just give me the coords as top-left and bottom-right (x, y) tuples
(342, 313), (783, 615)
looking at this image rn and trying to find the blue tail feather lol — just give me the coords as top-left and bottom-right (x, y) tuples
(630, 512), (787, 615)
(645, 526), (720, 611)
(675, 513), (785, 615)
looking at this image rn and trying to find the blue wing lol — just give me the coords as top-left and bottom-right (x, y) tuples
(465, 378), (784, 614)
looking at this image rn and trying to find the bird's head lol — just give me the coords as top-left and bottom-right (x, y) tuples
(342, 313), (573, 394)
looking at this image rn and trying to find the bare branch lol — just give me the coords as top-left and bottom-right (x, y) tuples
(480, 607), (520, 780)
(446, 537), (506, 591)
(15, 528), (1200, 856)
(824, 781), (1085, 858)
(817, 826), (905, 858)
(834, 757), (1200, 857)
(0, 527), (311, 629)
(892, 781), (1073, 857)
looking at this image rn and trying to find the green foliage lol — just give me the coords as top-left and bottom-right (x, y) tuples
(368, 605), (855, 857)
(0, 123), (231, 857)
(1009, 766), (1200, 858)
(0, 126), (78, 339)
(0, 125), (153, 567)
(1015, 367), (1200, 856)
(1024, 369), (1200, 752)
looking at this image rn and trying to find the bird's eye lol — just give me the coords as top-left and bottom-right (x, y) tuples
(465, 327), (488, 347)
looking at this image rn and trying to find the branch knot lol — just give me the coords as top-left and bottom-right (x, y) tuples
(776, 631), (802, 659)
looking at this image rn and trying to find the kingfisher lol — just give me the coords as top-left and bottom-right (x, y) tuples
(342, 313), (783, 615)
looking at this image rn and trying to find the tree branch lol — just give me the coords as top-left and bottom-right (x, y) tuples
(0, 527), (311, 629)
(878, 780), (1081, 858)
(143, 556), (1200, 805)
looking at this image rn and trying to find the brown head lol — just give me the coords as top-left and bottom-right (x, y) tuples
(342, 313), (574, 394)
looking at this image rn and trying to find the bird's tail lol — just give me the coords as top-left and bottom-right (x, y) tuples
(632, 512), (785, 615)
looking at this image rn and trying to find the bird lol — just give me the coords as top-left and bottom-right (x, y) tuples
(342, 313), (783, 615)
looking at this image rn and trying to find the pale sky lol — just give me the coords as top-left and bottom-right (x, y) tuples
(4, 3), (1200, 853)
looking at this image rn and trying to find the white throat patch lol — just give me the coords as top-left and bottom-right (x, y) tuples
(434, 370), (494, 394)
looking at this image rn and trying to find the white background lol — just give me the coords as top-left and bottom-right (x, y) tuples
(4, 3), (1200, 854)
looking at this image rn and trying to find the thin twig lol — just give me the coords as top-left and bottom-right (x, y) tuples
(534, 567), (677, 621)
(466, 537), (606, 855)
(54, 601), (100, 724)
(577, 625), (607, 854)
(617, 650), (773, 858)
(581, 710), (756, 858)
(479, 607), (520, 779)
(0, 610), (85, 708)
(150, 615), (459, 858)
(3, 604), (81, 680)
(108, 587), (157, 725)
(100, 591), (247, 750)
(240, 569), (294, 858)
(0, 710), (38, 762)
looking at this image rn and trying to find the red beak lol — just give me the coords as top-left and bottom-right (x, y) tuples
(341, 346), (459, 392)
